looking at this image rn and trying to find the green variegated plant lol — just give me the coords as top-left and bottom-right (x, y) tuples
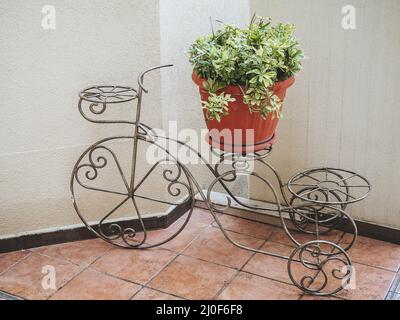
(189, 15), (303, 121)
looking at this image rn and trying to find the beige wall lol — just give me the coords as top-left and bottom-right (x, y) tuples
(0, 0), (162, 235)
(250, 0), (400, 229)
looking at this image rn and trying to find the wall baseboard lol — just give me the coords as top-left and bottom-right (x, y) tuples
(0, 198), (192, 254)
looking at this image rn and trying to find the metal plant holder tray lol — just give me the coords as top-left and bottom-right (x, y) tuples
(70, 65), (371, 296)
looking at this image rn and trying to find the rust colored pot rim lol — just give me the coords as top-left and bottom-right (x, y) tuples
(192, 71), (295, 95)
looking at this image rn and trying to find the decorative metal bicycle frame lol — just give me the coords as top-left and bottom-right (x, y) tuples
(71, 65), (371, 296)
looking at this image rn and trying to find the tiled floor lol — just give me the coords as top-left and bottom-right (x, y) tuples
(0, 208), (399, 300)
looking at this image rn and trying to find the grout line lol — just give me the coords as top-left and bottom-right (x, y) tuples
(128, 253), (181, 300)
(210, 224), (275, 244)
(338, 232), (400, 273)
(239, 269), (303, 289)
(31, 244), (88, 268)
(213, 231), (272, 300)
(0, 251), (32, 277)
(46, 266), (86, 300)
(177, 253), (239, 273)
(131, 286), (188, 301)
(94, 270), (144, 288)
(238, 235), (272, 272)
(45, 243), (115, 300)
(340, 259), (399, 273)
(209, 223), (276, 242)
(131, 222), (214, 300)
(348, 258), (398, 273)
(212, 268), (244, 301)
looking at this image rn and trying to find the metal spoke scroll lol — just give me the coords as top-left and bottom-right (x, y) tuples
(70, 65), (371, 296)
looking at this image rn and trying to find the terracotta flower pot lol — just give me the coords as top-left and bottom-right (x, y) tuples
(192, 71), (295, 153)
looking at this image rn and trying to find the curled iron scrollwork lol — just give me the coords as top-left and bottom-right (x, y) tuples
(78, 98), (151, 136)
(288, 240), (353, 296)
(73, 144), (130, 196)
(70, 136), (196, 249)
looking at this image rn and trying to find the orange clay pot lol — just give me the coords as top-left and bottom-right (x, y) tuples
(192, 71), (295, 153)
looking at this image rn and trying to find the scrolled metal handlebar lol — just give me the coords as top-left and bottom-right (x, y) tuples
(137, 64), (174, 93)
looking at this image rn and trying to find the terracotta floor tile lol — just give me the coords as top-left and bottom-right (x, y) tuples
(77, 238), (114, 250)
(179, 207), (216, 226)
(0, 252), (81, 300)
(243, 241), (295, 284)
(95, 211), (211, 253)
(132, 287), (183, 300)
(149, 255), (236, 300)
(50, 268), (140, 300)
(183, 227), (264, 269)
(218, 272), (301, 300)
(269, 226), (344, 248)
(342, 235), (400, 271)
(92, 247), (177, 284)
(143, 222), (210, 252)
(212, 214), (274, 240)
(0, 250), (30, 274)
(337, 263), (395, 300)
(33, 239), (111, 267)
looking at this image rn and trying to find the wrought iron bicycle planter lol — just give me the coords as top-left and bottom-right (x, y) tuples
(70, 65), (371, 296)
